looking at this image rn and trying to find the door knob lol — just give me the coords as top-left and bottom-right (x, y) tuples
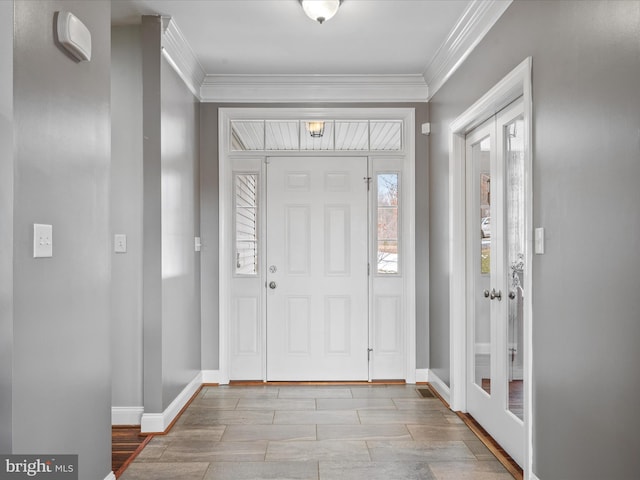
(269, 281), (277, 290)
(490, 288), (502, 301)
(508, 290), (516, 300)
(483, 289), (490, 298)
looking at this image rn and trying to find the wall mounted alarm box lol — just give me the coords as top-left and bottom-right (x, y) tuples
(57, 11), (92, 62)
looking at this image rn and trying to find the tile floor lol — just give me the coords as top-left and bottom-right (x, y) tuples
(120, 385), (514, 480)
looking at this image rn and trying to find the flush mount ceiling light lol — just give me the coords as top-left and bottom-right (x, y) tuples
(299, 0), (342, 24)
(306, 121), (325, 138)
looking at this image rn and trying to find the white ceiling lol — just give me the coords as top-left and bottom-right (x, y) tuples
(111, 0), (470, 76)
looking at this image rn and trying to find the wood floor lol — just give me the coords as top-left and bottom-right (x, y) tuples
(112, 426), (152, 478)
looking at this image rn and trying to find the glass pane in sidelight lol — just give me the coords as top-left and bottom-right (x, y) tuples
(377, 173), (399, 274)
(234, 173), (259, 275)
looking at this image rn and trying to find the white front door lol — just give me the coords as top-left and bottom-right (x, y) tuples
(466, 99), (526, 466)
(265, 156), (369, 381)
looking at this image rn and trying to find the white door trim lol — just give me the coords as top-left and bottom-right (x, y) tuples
(448, 57), (533, 475)
(219, 107), (416, 385)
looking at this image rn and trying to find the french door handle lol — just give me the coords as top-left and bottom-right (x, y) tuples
(269, 281), (277, 290)
(483, 289), (490, 298)
(490, 288), (502, 301)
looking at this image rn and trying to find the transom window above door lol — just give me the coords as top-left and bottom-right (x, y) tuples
(230, 119), (403, 152)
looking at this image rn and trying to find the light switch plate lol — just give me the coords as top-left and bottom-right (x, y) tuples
(33, 224), (53, 258)
(114, 234), (127, 253)
(194, 236), (201, 252)
(535, 227), (545, 254)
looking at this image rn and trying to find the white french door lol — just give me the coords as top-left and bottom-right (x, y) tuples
(466, 99), (526, 466)
(265, 156), (369, 380)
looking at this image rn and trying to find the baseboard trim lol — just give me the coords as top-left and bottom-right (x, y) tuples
(111, 406), (144, 425)
(427, 369), (451, 405)
(201, 369), (220, 384)
(415, 368), (429, 383)
(141, 372), (202, 433)
(104, 472), (116, 480)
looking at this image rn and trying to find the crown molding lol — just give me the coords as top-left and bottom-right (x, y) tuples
(423, 0), (512, 100)
(161, 16), (206, 99)
(155, 1), (511, 104)
(200, 74), (429, 103)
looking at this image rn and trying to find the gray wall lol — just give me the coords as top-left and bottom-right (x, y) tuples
(111, 25), (144, 408)
(12, 1), (112, 478)
(0, 0), (13, 454)
(142, 16), (201, 413)
(199, 104), (220, 370)
(199, 102), (429, 371)
(160, 53), (201, 408)
(428, 1), (640, 478)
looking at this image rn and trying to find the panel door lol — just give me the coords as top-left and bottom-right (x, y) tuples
(466, 99), (526, 466)
(266, 156), (369, 380)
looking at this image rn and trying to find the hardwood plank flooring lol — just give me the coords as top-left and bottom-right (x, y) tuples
(112, 426), (153, 478)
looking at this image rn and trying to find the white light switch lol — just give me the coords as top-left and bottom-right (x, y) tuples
(194, 236), (201, 252)
(33, 224), (53, 258)
(114, 234), (127, 253)
(535, 227), (545, 254)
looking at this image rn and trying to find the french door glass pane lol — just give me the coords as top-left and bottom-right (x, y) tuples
(474, 135), (491, 394)
(505, 117), (525, 419)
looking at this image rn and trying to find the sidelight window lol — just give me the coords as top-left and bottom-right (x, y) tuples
(376, 172), (400, 274)
(234, 173), (259, 276)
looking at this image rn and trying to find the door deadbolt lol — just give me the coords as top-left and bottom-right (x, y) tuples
(269, 281), (277, 290)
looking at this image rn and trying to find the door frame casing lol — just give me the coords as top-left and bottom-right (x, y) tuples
(448, 58), (533, 475)
(218, 107), (416, 385)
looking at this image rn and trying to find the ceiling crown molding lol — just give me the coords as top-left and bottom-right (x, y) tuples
(161, 16), (206, 99)
(199, 74), (429, 103)
(423, 0), (512, 100)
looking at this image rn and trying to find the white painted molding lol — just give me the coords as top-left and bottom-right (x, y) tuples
(111, 406), (144, 425)
(427, 369), (451, 406)
(423, 0), (513, 100)
(201, 74), (428, 103)
(104, 472), (116, 480)
(141, 372), (202, 433)
(140, 412), (164, 434)
(416, 369), (429, 383)
(161, 16), (206, 100)
(202, 369), (221, 384)
(529, 473), (541, 480)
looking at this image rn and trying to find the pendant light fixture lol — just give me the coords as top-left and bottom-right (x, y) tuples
(306, 121), (325, 138)
(299, 0), (342, 25)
